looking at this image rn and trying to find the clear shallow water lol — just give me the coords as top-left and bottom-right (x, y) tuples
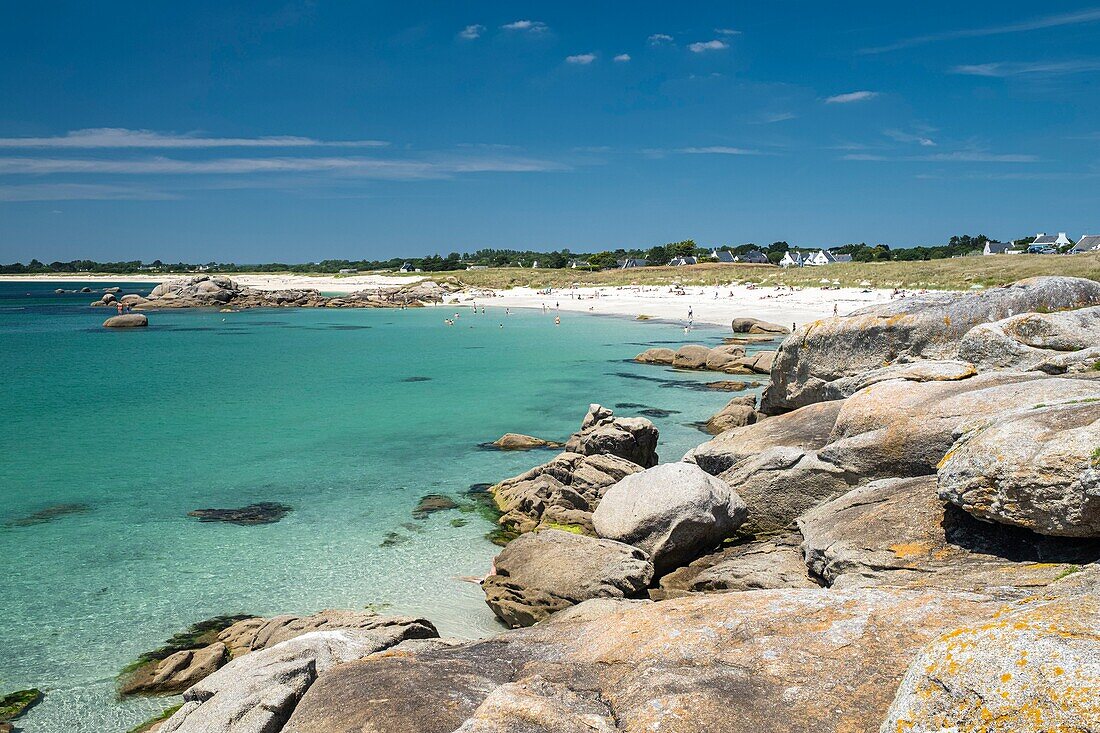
(0, 281), (764, 732)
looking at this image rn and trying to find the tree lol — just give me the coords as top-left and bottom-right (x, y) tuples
(588, 251), (619, 270)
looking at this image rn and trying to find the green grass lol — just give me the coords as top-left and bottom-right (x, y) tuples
(125, 703), (183, 733)
(416, 253), (1100, 292)
(539, 522), (589, 535)
(1055, 565), (1083, 581)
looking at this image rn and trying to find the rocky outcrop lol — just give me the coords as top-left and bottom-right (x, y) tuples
(958, 305), (1100, 374)
(137, 275), (453, 310)
(704, 344), (746, 371)
(634, 347), (675, 365)
(487, 433), (561, 451)
(284, 587), (1002, 733)
(482, 529), (653, 627)
(672, 344), (713, 369)
(704, 394), (760, 434)
(563, 405), (658, 467)
(635, 343), (774, 375)
(798, 476), (1100, 594)
(657, 532), (818, 598)
(881, 567), (1100, 733)
(103, 313), (148, 328)
(592, 463), (747, 574)
(938, 401), (1100, 537)
(731, 317), (790, 335)
(0, 689), (42, 730)
(187, 502), (292, 525)
(762, 276), (1100, 413)
(159, 623), (437, 733)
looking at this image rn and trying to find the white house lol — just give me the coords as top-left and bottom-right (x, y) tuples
(779, 251), (803, 268)
(1031, 232), (1072, 249)
(567, 259), (591, 269)
(982, 241), (1015, 256)
(399, 262), (414, 273)
(736, 250), (770, 264)
(1069, 235), (1100, 254)
(669, 255), (698, 266)
(805, 250), (852, 266)
(338, 268), (358, 274)
(709, 249), (736, 263)
(618, 258), (649, 268)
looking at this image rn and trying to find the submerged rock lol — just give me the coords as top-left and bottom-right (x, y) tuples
(187, 502), (292, 525)
(0, 688), (42, 725)
(592, 462), (747, 575)
(412, 494), (458, 519)
(483, 529), (653, 627)
(5, 502), (90, 527)
(103, 313), (149, 328)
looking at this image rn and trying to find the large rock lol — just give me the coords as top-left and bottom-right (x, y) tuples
(103, 313), (148, 328)
(657, 531), (818, 598)
(593, 463), (747, 574)
(762, 276), (1100, 413)
(563, 404), (659, 468)
(140, 275), (450, 310)
(799, 476), (1100, 594)
(634, 347), (675, 365)
(482, 529), (653, 627)
(285, 587), (1003, 733)
(938, 401), (1100, 537)
(217, 610), (427, 657)
(672, 344), (713, 369)
(731, 317), (790, 335)
(881, 567), (1100, 733)
(689, 399), (843, 474)
(159, 623), (437, 733)
(704, 344), (746, 372)
(705, 395), (759, 434)
(488, 433), (560, 450)
(958, 305), (1100, 374)
(492, 452), (646, 534)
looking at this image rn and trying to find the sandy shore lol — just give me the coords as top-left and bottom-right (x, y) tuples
(3, 273), (902, 327)
(444, 284), (895, 327)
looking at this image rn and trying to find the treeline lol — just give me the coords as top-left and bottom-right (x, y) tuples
(0, 234), (1033, 274)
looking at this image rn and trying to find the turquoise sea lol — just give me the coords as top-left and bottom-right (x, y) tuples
(0, 281), (764, 732)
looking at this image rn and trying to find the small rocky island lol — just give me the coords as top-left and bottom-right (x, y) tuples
(129, 276), (1100, 733)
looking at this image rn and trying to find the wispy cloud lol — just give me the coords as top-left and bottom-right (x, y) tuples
(458, 24), (485, 40)
(0, 128), (389, 149)
(0, 183), (178, 201)
(648, 33), (674, 46)
(565, 53), (597, 65)
(688, 40), (729, 53)
(614, 53), (631, 63)
(884, 129), (937, 146)
(715, 28), (741, 36)
(752, 112), (797, 124)
(825, 91), (878, 104)
(844, 151), (1038, 163)
(861, 8), (1100, 54)
(679, 146), (763, 155)
(951, 59), (1100, 77)
(0, 155), (568, 179)
(502, 20), (547, 32)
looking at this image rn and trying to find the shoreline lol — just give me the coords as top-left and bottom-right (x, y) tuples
(2, 273), (904, 326)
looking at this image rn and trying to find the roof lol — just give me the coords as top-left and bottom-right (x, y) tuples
(833, 254), (853, 263)
(738, 251), (769, 263)
(712, 250), (736, 262)
(670, 256), (698, 265)
(618, 258), (649, 267)
(985, 242), (1011, 254)
(1032, 235), (1058, 245)
(1074, 235), (1100, 251)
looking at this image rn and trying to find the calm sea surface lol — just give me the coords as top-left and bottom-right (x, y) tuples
(0, 280), (763, 732)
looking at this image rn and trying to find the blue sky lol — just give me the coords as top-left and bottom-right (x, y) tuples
(1, 1), (1099, 262)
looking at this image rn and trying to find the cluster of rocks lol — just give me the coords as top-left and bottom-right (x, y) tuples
(146, 275), (1100, 733)
(635, 342), (776, 375)
(488, 404), (659, 536)
(106, 276), (455, 311)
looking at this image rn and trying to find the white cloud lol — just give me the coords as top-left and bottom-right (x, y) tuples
(861, 8), (1100, 54)
(715, 28), (741, 36)
(566, 53), (597, 65)
(614, 53), (631, 62)
(647, 33), (674, 46)
(688, 40), (729, 53)
(502, 20), (547, 32)
(679, 146), (762, 155)
(884, 129), (937, 146)
(843, 151), (1038, 163)
(0, 128), (389, 149)
(0, 155), (568, 179)
(459, 24), (485, 40)
(951, 59), (1100, 77)
(0, 183), (178, 201)
(754, 112), (797, 124)
(825, 91), (879, 104)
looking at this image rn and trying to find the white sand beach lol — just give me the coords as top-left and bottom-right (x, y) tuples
(3, 273), (904, 327)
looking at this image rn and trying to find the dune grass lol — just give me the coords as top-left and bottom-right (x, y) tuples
(420, 253), (1100, 291)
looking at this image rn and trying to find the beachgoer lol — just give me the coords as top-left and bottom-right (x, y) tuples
(554, 316), (560, 326)
(833, 304), (838, 317)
